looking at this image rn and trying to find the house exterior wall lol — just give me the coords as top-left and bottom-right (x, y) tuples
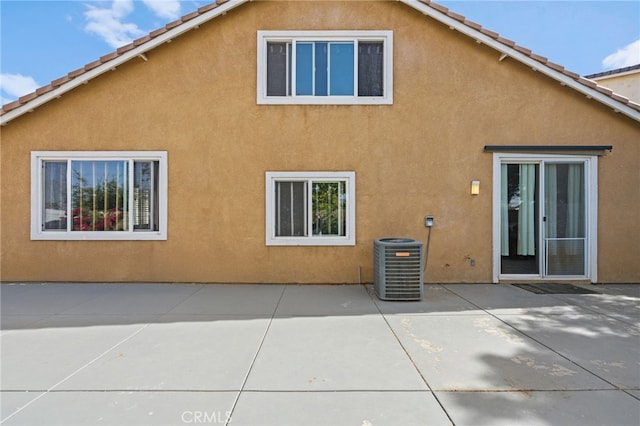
(2, 0), (639, 283)
(592, 72), (640, 103)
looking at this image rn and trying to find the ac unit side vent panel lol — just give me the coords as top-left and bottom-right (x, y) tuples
(373, 238), (424, 301)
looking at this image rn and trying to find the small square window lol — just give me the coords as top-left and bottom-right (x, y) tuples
(258, 31), (393, 105)
(266, 172), (356, 246)
(31, 151), (167, 240)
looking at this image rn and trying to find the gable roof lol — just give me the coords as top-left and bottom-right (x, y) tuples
(2, 0), (639, 125)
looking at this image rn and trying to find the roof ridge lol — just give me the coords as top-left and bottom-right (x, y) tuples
(2, 0), (639, 122)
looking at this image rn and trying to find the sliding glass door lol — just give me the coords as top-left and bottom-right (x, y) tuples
(494, 155), (596, 281)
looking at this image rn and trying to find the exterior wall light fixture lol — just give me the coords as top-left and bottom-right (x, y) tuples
(471, 180), (480, 195)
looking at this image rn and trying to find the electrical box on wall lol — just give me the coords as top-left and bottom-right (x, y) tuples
(425, 216), (434, 227)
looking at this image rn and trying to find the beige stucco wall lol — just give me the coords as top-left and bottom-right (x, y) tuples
(2, 0), (639, 283)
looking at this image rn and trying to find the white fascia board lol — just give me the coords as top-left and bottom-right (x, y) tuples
(399, 0), (640, 123)
(0, 0), (249, 126)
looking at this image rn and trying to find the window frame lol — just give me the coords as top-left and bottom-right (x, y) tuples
(257, 30), (393, 105)
(31, 151), (168, 241)
(265, 171), (356, 246)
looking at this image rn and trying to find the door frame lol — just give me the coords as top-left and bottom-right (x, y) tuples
(492, 153), (598, 283)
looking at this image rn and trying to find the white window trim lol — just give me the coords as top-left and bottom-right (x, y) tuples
(491, 153), (598, 283)
(31, 151), (168, 241)
(257, 30), (393, 105)
(265, 171), (356, 246)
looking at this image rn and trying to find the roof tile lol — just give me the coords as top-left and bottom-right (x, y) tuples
(84, 60), (102, 71)
(546, 61), (565, 73)
(610, 92), (629, 103)
(496, 36), (516, 47)
(165, 19), (182, 30)
(134, 35), (152, 46)
(68, 68), (85, 78)
(2, 100), (21, 113)
(150, 27), (168, 38)
(51, 75), (71, 87)
(628, 100), (640, 111)
(563, 69), (580, 80)
(578, 77), (598, 89)
(529, 53), (548, 64)
(513, 45), (532, 56)
(116, 43), (134, 54)
(182, 11), (199, 22)
(18, 92), (37, 103)
(463, 20), (482, 31)
(430, 2), (449, 14)
(35, 85), (54, 96)
(479, 27), (499, 39)
(100, 52), (119, 62)
(446, 11), (465, 22)
(198, 3), (218, 13)
(595, 86), (613, 96)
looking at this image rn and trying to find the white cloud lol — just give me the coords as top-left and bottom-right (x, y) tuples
(84, 0), (145, 48)
(1, 73), (40, 104)
(602, 39), (640, 70)
(142, 0), (182, 20)
(83, 0), (184, 48)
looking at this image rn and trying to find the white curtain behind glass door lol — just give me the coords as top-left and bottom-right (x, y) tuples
(517, 164), (536, 256)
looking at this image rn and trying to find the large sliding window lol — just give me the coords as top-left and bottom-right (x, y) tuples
(258, 31), (393, 105)
(266, 172), (356, 246)
(31, 151), (167, 240)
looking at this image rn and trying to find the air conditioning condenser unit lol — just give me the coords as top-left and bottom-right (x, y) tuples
(373, 238), (424, 301)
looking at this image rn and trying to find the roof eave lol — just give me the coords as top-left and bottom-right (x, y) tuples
(400, 0), (640, 123)
(0, 0), (249, 126)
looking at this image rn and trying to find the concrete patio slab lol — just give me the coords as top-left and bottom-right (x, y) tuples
(385, 314), (612, 391)
(370, 285), (483, 316)
(0, 283), (110, 316)
(443, 284), (576, 314)
(0, 315), (52, 332)
(550, 292), (640, 326)
(275, 285), (379, 316)
(436, 390), (640, 426)
(1, 391), (238, 426)
(494, 310), (640, 389)
(1, 322), (148, 391)
(168, 284), (285, 316)
(1, 282), (638, 425)
(244, 315), (428, 391)
(56, 316), (270, 391)
(56, 284), (202, 315)
(0, 392), (44, 424)
(230, 391), (451, 426)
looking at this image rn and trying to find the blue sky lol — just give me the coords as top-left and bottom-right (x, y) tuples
(1, 0), (639, 106)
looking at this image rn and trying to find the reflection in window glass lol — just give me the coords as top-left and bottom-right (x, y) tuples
(71, 161), (129, 231)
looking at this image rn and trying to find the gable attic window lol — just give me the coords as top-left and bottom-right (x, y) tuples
(257, 31), (393, 105)
(31, 151), (167, 241)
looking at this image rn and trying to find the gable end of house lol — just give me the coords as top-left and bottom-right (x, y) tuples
(1, 0), (639, 125)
